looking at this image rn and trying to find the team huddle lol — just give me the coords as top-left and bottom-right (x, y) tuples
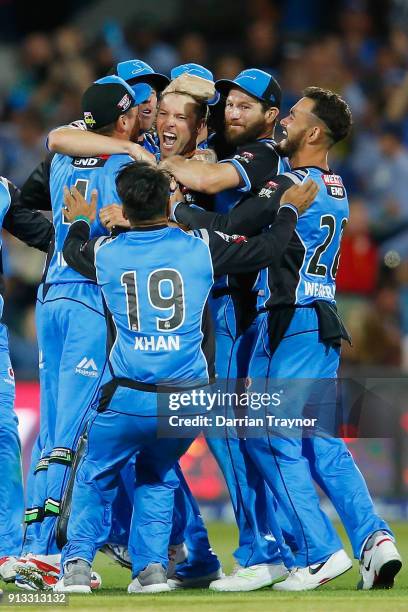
(0, 58), (403, 595)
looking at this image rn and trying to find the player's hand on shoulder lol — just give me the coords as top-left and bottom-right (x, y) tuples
(63, 186), (97, 223)
(99, 204), (130, 230)
(159, 156), (183, 172)
(128, 143), (156, 165)
(190, 148), (218, 163)
(280, 179), (319, 216)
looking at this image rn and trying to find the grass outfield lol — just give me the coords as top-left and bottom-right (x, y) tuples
(1, 522), (406, 611)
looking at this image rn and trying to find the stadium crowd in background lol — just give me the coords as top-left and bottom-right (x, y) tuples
(1, 0), (408, 375)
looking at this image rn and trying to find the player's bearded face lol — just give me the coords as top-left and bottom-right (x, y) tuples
(224, 89), (269, 146)
(277, 97), (319, 157)
(156, 93), (201, 159)
(276, 128), (306, 157)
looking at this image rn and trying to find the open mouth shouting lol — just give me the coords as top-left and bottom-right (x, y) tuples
(161, 131), (178, 153)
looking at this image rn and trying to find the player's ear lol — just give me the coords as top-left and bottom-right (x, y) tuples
(308, 125), (322, 144)
(197, 117), (206, 134)
(115, 114), (126, 134)
(266, 107), (279, 125)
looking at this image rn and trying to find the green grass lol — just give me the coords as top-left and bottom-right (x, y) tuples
(1, 522), (406, 611)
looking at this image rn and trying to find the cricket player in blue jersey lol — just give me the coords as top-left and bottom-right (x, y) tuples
(0, 178), (53, 584)
(174, 87), (403, 591)
(53, 69), (296, 588)
(19, 72), (222, 588)
(15, 76), (153, 589)
(53, 159), (315, 593)
(17, 69), (155, 585)
(162, 69), (295, 590)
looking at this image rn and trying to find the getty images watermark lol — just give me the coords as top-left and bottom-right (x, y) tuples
(157, 377), (406, 438)
(156, 379), (322, 438)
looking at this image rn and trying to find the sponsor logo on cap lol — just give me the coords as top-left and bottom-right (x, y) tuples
(117, 93), (132, 111)
(84, 111), (96, 127)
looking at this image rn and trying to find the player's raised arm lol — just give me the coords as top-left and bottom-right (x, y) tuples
(198, 180), (318, 276)
(62, 186), (107, 281)
(47, 76), (156, 163)
(172, 172), (314, 236)
(161, 155), (241, 194)
(48, 126), (154, 162)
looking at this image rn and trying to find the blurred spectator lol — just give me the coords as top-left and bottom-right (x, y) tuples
(351, 283), (402, 366)
(364, 123), (408, 226)
(7, 33), (53, 112)
(213, 54), (244, 81)
(337, 198), (379, 296)
(0, 108), (46, 186)
(243, 20), (281, 71)
(125, 21), (179, 75)
(178, 32), (209, 67)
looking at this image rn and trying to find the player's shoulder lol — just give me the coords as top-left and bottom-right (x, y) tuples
(104, 153), (133, 168)
(279, 167), (310, 184)
(186, 227), (218, 250)
(229, 138), (279, 168)
(0, 176), (18, 211)
(0, 176), (10, 194)
(189, 228), (247, 247)
(0, 176), (18, 200)
(238, 138), (278, 157)
(53, 119), (87, 132)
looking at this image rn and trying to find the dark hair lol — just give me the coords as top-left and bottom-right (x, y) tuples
(116, 161), (170, 224)
(96, 121), (117, 136)
(303, 86), (352, 146)
(95, 107), (134, 136)
(260, 99), (274, 113)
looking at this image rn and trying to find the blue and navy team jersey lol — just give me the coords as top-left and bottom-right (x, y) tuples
(174, 165), (349, 309)
(45, 152), (133, 285)
(261, 167), (349, 308)
(62, 208), (298, 386)
(95, 226), (214, 385)
(213, 138), (288, 299)
(141, 131), (161, 161)
(215, 138), (289, 213)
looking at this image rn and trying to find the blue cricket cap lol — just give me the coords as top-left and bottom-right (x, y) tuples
(82, 76), (139, 130)
(171, 63), (220, 105)
(117, 59), (169, 93)
(216, 68), (281, 108)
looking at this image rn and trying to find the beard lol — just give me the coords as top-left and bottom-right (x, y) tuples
(275, 130), (304, 158)
(224, 116), (267, 146)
